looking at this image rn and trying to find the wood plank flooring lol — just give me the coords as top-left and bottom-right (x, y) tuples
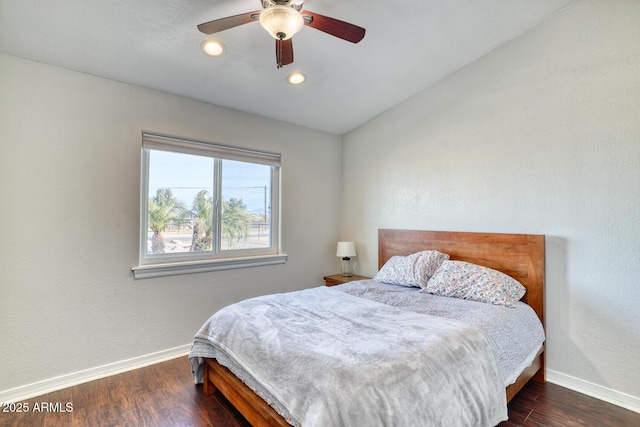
(2, 356), (638, 426)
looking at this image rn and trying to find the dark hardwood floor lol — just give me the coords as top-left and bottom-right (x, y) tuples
(2, 356), (638, 426)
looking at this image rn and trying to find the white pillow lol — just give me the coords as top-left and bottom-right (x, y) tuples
(373, 250), (450, 288)
(424, 260), (526, 307)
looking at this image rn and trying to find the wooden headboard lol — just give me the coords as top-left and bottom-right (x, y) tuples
(378, 229), (545, 325)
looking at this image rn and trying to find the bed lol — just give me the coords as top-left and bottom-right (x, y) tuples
(189, 229), (545, 426)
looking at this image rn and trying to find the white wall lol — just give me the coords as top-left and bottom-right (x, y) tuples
(0, 54), (341, 393)
(342, 0), (640, 408)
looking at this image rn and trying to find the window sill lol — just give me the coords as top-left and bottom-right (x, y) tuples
(132, 253), (288, 279)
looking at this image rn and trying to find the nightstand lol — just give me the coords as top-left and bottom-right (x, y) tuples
(323, 274), (370, 287)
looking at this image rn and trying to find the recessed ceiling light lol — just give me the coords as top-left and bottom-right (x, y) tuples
(287, 71), (306, 85)
(201, 39), (226, 57)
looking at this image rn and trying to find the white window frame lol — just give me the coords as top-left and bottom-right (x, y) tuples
(132, 133), (286, 279)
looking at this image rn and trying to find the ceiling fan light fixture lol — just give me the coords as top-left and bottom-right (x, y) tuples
(201, 39), (226, 57)
(259, 5), (304, 40)
(287, 71), (306, 85)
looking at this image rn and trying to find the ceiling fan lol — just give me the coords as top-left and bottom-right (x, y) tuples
(197, 0), (366, 68)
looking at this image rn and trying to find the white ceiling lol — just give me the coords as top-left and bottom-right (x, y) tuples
(0, 0), (572, 135)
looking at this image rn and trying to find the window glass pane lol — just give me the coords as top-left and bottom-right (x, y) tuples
(221, 159), (272, 250)
(147, 150), (214, 255)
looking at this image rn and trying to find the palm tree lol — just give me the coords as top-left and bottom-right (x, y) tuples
(222, 198), (251, 248)
(190, 190), (214, 252)
(148, 188), (184, 253)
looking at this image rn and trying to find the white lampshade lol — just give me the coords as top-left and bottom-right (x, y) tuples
(336, 241), (357, 258)
(259, 5), (304, 40)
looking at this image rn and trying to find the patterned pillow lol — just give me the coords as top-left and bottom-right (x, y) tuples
(373, 250), (450, 288)
(424, 260), (526, 307)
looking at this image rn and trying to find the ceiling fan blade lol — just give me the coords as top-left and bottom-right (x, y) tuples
(301, 11), (365, 43)
(276, 38), (294, 68)
(197, 11), (260, 35)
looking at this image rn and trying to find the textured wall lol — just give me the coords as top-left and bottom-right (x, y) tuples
(0, 54), (341, 392)
(342, 0), (640, 404)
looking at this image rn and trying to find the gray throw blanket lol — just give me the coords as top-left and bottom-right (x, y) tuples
(190, 286), (508, 426)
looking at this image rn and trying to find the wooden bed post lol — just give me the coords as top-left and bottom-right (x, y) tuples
(203, 360), (217, 395)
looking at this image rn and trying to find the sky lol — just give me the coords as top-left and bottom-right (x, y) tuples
(148, 150), (272, 216)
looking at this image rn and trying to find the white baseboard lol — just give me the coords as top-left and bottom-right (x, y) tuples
(5, 351), (638, 415)
(547, 369), (640, 414)
(0, 344), (192, 404)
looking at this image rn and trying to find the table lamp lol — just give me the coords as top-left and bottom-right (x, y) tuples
(336, 241), (357, 276)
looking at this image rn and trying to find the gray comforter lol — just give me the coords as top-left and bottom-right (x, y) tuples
(190, 286), (508, 426)
(337, 279), (545, 387)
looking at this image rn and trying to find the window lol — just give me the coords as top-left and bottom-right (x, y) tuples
(132, 133), (285, 278)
